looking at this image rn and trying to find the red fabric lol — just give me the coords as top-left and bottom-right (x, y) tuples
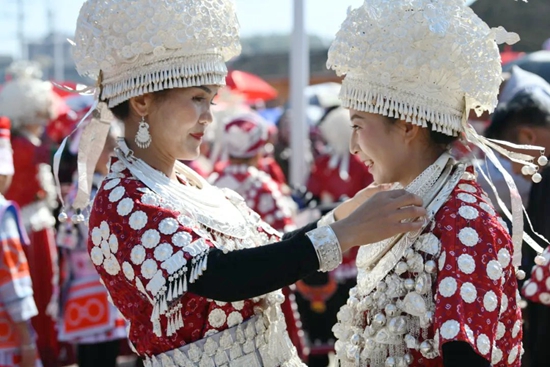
(408, 177), (522, 366)
(307, 154), (373, 202)
(225, 70), (278, 102)
(259, 157), (287, 186)
(281, 287), (307, 361)
(23, 229), (59, 367)
(213, 157), (287, 187)
(4, 136), (50, 208)
(210, 165), (295, 232)
(88, 163), (280, 356)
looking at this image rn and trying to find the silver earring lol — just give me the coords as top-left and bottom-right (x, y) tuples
(135, 116), (152, 149)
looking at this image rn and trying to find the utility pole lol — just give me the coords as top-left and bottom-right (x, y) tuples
(49, 0), (65, 80)
(17, 0), (27, 60)
(289, 0), (310, 187)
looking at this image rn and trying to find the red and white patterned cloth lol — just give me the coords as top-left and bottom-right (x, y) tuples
(210, 164), (296, 233)
(418, 178), (523, 366)
(87, 159), (289, 357)
(334, 170), (523, 367)
(522, 249), (550, 305)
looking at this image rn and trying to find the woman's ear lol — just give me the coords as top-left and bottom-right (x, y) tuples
(400, 120), (422, 144)
(128, 93), (155, 119)
(517, 126), (537, 145)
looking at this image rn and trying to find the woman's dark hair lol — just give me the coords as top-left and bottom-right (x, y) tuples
(107, 89), (171, 121)
(385, 116), (458, 147)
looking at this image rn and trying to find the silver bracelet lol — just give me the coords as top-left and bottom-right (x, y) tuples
(318, 209), (336, 227)
(306, 225), (343, 272)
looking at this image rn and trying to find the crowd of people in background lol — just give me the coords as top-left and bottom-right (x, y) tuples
(0, 27), (549, 367)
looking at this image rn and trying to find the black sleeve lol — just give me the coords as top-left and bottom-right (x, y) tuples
(188, 221), (321, 302)
(282, 221), (318, 240)
(442, 342), (491, 367)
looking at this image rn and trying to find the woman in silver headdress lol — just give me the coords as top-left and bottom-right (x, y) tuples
(64, 0), (426, 365)
(327, 0), (547, 366)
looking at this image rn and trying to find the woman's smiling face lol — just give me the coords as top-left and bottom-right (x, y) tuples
(349, 109), (410, 184)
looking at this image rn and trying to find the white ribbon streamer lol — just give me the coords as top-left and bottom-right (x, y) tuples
(461, 98), (547, 267)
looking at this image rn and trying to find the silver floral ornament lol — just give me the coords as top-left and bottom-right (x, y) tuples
(424, 260), (437, 273)
(385, 303), (399, 317)
(372, 313), (387, 328)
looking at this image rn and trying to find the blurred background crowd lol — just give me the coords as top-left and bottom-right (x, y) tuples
(0, 0), (549, 366)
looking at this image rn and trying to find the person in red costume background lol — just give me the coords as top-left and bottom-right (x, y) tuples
(307, 106), (373, 204)
(209, 112), (297, 233)
(208, 112), (306, 359)
(0, 63), (60, 367)
(0, 116), (41, 367)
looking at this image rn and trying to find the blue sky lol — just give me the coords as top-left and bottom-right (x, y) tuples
(0, 0), (477, 58)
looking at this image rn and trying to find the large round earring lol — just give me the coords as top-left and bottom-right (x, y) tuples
(135, 116), (152, 149)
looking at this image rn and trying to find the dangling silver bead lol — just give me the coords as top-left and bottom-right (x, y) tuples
(395, 261), (409, 275)
(350, 333), (363, 346)
(527, 165), (537, 175)
(71, 209), (85, 224)
(516, 269), (526, 280)
(404, 334), (419, 350)
(535, 254), (547, 266)
(420, 340), (434, 354)
(385, 357), (396, 367)
(372, 313), (387, 328)
(538, 155), (548, 167)
(532, 173), (542, 183)
(58, 211), (68, 223)
(521, 165), (530, 176)
(346, 345), (359, 361)
(404, 278), (415, 291)
(384, 303), (399, 317)
(364, 337), (376, 350)
(424, 260), (437, 273)
(395, 357), (408, 367)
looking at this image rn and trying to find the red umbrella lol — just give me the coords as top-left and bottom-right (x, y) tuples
(225, 70), (278, 102)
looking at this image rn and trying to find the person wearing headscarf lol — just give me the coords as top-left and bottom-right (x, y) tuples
(326, 1), (546, 366)
(0, 63), (60, 367)
(209, 112), (296, 233)
(62, 0), (427, 365)
(0, 116), (41, 367)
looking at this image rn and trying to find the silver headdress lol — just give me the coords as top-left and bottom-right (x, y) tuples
(55, 0), (242, 219)
(327, 0), (547, 270)
(0, 61), (58, 129)
(71, 0), (241, 107)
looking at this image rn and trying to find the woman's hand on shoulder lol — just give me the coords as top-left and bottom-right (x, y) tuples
(331, 189), (426, 252)
(334, 183), (393, 220)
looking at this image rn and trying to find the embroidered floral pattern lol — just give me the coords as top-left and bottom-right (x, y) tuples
(117, 197), (134, 216)
(208, 309), (227, 329)
(104, 178), (120, 190)
(159, 218), (179, 235)
(109, 186), (125, 202)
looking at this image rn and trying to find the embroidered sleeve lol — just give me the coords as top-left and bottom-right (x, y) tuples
(88, 176), (213, 337)
(522, 246), (550, 305)
(432, 186), (522, 366)
(0, 211), (38, 322)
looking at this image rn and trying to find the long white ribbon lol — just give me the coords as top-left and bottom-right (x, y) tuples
(52, 98), (98, 208)
(462, 99), (547, 267)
